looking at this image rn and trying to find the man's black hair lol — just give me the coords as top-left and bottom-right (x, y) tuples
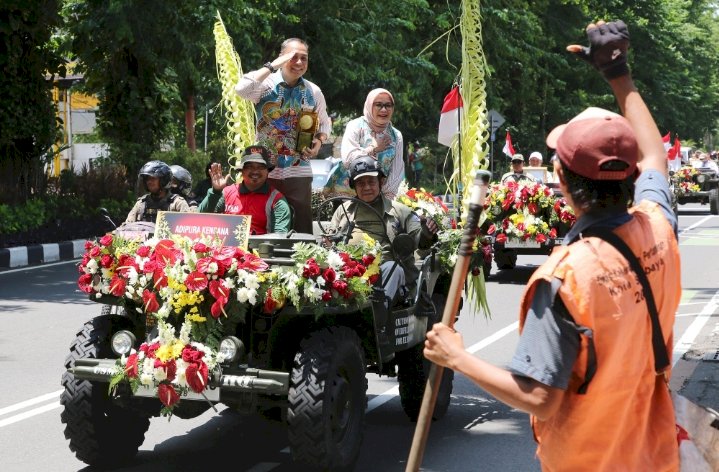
(562, 165), (635, 215)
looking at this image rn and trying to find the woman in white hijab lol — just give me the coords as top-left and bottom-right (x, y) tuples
(325, 88), (404, 199)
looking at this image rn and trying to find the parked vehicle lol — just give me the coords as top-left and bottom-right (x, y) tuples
(671, 167), (719, 215)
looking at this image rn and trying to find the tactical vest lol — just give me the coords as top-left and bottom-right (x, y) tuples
(518, 201), (680, 471)
(137, 193), (179, 223)
(223, 184), (284, 235)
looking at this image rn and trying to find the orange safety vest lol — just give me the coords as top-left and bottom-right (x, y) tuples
(223, 184), (284, 235)
(519, 201), (681, 472)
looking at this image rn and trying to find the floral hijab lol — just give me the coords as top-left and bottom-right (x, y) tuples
(362, 88), (394, 133)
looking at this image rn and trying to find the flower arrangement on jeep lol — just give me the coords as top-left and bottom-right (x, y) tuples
(396, 186), (455, 231)
(78, 232), (382, 414)
(672, 166), (700, 195)
(483, 180), (575, 243)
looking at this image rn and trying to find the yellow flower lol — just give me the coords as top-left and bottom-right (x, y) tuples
(155, 339), (185, 362)
(187, 313), (206, 323)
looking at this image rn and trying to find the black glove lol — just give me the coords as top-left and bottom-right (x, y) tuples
(572, 20), (630, 80)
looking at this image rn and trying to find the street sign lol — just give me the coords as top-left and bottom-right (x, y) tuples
(488, 109), (505, 134)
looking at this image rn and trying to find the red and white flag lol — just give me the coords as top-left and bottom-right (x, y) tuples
(437, 86), (464, 147)
(502, 130), (516, 157)
(668, 136), (681, 160)
(662, 132), (671, 151)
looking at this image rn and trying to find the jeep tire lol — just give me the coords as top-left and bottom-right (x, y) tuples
(396, 293), (454, 421)
(710, 188), (719, 215)
(288, 326), (367, 471)
(493, 246), (517, 270)
(60, 316), (150, 467)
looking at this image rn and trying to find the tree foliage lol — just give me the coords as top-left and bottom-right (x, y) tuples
(3, 0), (719, 206)
(0, 0), (65, 204)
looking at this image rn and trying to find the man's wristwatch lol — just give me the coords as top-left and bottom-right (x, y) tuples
(263, 62), (277, 73)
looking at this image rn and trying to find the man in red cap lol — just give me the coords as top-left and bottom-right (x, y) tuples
(425, 19), (680, 471)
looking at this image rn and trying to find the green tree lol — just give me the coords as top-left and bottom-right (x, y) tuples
(0, 1), (66, 204)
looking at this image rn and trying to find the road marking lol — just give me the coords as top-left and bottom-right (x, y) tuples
(678, 215), (713, 236)
(673, 289), (719, 367)
(0, 259), (78, 275)
(0, 389), (63, 416)
(0, 402), (60, 428)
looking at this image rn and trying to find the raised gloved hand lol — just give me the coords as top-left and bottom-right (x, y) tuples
(568, 20), (630, 80)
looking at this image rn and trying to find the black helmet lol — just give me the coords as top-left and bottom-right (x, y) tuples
(349, 156), (385, 189)
(170, 165), (192, 197)
(139, 160), (172, 189)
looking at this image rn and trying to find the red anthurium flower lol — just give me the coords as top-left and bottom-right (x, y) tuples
(125, 353), (139, 378)
(153, 358), (177, 382)
(528, 202), (538, 215)
(109, 275), (126, 297)
(158, 383), (180, 408)
(78, 274), (94, 293)
(496, 233), (507, 244)
(154, 240), (179, 266)
(209, 280), (230, 300)
(549, 228), (558, 239)
(142, 289), (160, 313)
(536, 233), (547, 243)
(487, 224), (496, 235)
(516, 222), (525, 232)
(502, 194), (514, 211)
(210, 297), (228, 319)
(321, 291), (332, 301)
(192, 242), (210, 253)
(99, 234), (113, 247)
(184, 271), (208, 291)
(263, 291), (278, 313)
(185, 361), (209, 393)
(116, 254), (138, 275)
(153, 268), (168, 289)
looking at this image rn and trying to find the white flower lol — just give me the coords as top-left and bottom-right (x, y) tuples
(327, 252), (344, 270)
(86, 258), (99, 274)
(153, 365), (168, 382)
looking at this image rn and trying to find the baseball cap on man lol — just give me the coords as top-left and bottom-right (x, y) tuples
(529, 151), (543, 163)
(511, 153), (524, 163)
(545, 107), (638, 181)
(238, 145), (274, 171)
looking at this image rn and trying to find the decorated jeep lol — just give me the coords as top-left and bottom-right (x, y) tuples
(670, 165), (719, 215)
(60, 198), (464, 471)
(483, 180), (575, 270)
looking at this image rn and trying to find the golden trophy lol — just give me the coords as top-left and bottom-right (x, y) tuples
(296, 109), (319, 152)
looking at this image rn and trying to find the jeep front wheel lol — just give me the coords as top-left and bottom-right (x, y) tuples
(60, 316), (150, 467)
(709, 188), (719, 215)
(288, 326), (367, 471)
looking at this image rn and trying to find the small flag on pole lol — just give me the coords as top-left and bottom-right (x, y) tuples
(502, 130), (515, 157)
(437, 86), (464, 147)
(662, 132), (671, 152)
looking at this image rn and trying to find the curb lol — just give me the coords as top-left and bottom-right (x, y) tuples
(0, 239), (88, 269)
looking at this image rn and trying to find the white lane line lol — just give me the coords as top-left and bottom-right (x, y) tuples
(678, 215), (713, 237)
(0, 402), (60, 428)
(673, 289), (719, 367)
(366, 322), (519, 414)
(0, 389), (63, 417)
(0, 259), (78, 275)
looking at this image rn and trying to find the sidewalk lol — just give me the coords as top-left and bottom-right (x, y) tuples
(0, 239), (87, 268)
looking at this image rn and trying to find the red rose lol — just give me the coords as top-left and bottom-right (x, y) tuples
(361, 254), (375, 266)
(136, 245), (150, 257)
(89, 246), (101, 258)
(321, 291), (332, 301)
(142, 289), (160, 313)
(84, 240), (94, 250)
(125, 353), (139, 378)
(471, 267), (481, 277)
(140, 342), (160, 358)
(78, 273), (94, 293)
(368, 274), (380, 284)
(332, 279), (348, 296)
(192, 242), (210, 253)
(496, 233), (507, 244)
(158, 383), (180, 408)
(185, 361), (209, 393)
(181, 346), (205, 364)
(99, 234), (113, 247)
(302, 259), (321, 279)
(322, 267), (336, 283)
(109, 275), (126, 297)
(100, 254), (114, 269)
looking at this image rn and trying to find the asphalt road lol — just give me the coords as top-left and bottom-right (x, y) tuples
(0, 202), (717, 471)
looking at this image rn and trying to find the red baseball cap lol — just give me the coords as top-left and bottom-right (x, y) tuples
(546, 107), (638, 181)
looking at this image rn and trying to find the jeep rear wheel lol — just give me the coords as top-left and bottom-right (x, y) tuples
(710, 188), (719, 215)
(288, 327), (367, 471)
(60, 316), (150, 467)
(493, 246), (517, 270)
(396, 293), (454, 421)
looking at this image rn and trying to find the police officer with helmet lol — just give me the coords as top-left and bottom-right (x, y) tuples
(125, 160), (191, 223)
(169, 165), (198, 209)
